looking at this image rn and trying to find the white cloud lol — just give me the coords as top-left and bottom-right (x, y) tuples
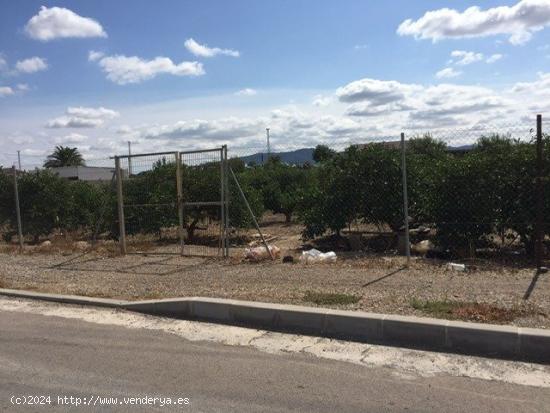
(412, 84), (508, 122)
(345, 101), (413, 117)
(312, 95), (332, 107)
(335, 76), (514, 132)
(15, 57), (48, 73)
(0, 86), (14, 97)
(88, 50), (104, 62)
(47, 118), (102, 128)
(66, 106), (119, 119)
(336, 78), (422, 104)
(353, 44), (369, 50)
(436, 67), (462, 78)
(184, 38), (240, 58)
(55, 133), (88, 144)
(450, 50), (483, 66)
(235, 88), (257, 96)
(24, 6), (107, 41)
(511, 72), (550, 97)
(486, 53), (504, 63)
(116, 125), (133, 135)
(0, 83), (30, 97)
(46, 106), (120, 128)
(92, 54), (204, 84)
(130, 108), (365, 152)
(397, 0), (550, 45)
(143, 117), (261, 143)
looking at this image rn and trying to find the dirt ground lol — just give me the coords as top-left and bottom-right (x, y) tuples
(0, 245), (548, 329)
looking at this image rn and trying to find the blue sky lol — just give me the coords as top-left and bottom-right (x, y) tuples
(1, 0), (549, 168)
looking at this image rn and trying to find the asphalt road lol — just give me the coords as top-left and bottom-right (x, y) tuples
(1, 308), (549, 412)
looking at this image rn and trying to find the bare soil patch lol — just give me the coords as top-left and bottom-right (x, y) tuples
(1, 214), (548, 329)
(0, 248), (548, 329)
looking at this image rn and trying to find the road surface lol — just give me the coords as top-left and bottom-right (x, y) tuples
(0, 297), (549, 412)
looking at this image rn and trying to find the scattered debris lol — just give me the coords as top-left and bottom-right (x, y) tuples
(299, 249), (337, 264)
(244, 245), (281, 261)
(409, 226), (431, 236)
(447, 262), (467, 272)
(248, 234), (279, 246)
(411, 239), (435, 255)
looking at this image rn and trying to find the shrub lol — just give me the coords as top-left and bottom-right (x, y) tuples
(243, 158), (313, 222)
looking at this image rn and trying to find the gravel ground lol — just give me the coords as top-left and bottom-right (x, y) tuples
(0, 249), (548, 329)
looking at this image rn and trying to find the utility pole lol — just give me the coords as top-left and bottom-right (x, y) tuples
(266, 128), (270, 160)
(17, 150), (21, 171)
(127, 141), (132, 176)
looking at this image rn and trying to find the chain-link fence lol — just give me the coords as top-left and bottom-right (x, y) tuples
(0, 114), (548, 269)
(114, 148), (230, 257)
(402, 119), (548, 269)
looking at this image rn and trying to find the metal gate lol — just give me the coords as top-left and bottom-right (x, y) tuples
(114, 147), (228, 257)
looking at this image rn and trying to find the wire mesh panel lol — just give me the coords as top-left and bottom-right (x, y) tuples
(117, 152), (180, 254)
(225, 138), (406, 257)
(180, 148), (227, 257)
(402, 121), (549, 266)
(221, 117), (549, 268)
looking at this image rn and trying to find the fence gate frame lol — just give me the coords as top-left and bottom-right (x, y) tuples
(114, 146), (229, 257)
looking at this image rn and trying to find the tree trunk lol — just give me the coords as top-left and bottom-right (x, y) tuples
(186, 219), (198, 242)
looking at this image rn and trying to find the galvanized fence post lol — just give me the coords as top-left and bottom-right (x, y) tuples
(12, 165), (24, 250)
(535, 114), (545, 272)
(223, 145), (230, 257)
(176, 151), (185, 256)
(401, 133), (411, 267)
(115, 156), (127, 255)
(219, 147), (226, 257)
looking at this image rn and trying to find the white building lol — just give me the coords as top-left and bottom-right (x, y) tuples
(53, 166), (117, 182)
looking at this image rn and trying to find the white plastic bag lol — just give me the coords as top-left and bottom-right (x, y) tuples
(299, 248), (337, 264)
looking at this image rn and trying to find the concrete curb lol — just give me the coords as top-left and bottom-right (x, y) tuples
(0, 288), (125, 308)
(1, 289), (549, 363)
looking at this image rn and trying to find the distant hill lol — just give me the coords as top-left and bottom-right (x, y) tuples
(446, 144), (475, 153)
(239, 148), (314, 165)
(237, 143), (473, 166)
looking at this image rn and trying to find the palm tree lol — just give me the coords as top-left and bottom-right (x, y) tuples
(44, 146), (85, 168)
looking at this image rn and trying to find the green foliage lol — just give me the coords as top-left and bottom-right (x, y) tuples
(312, 145), (336, 163)
(298, 134), (550, 258)
(120, 159), (264, 240)
(44, 146), (85, 168)
(243, 158), (312, 222)
(0, 170), (69, 241)
(0, 170), (13, 229)
(298, 144), (403, 238)
(407, 134), (447, 157)
(0, 169), (116, 242)
(1, 134), (549, 258)
(65, 181), (116, 239)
